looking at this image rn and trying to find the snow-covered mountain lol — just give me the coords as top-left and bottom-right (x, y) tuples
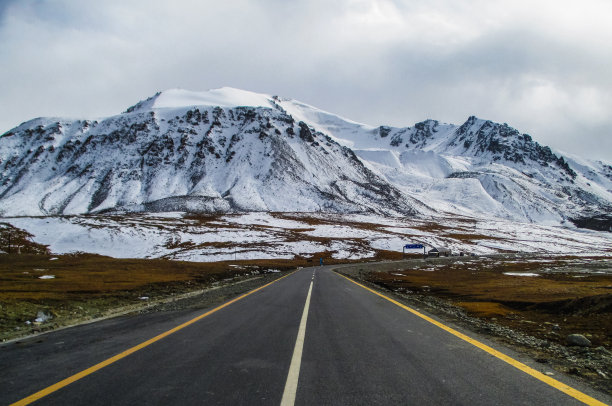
(1, 87), (611, 230)
(0, 88), (421, 217)
(272, 94), (612, 228)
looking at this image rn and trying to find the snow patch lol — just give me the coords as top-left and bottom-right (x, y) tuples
(153, 87), (274, 110)
(503, 272), (540, 277)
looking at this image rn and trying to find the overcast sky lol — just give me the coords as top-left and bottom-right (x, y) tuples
(1, 0), (611, 161)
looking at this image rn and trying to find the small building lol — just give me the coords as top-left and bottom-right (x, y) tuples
(428, 247), (451, 257)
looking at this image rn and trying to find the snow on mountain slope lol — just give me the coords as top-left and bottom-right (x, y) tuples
(128, 87), (275, 112)
(282, 103), (612, 226)
(0, 91), (421, 217)
(1, 87), (610, 229)
(274, 97), (377, 148)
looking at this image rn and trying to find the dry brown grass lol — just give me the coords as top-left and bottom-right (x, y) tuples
(445, 233), (506, 242)
(0, 254), (233, 300)
(412, 222), (453, 232)
(364, 256), (612, 347)
(455, 301), (513, 317)
(0, 248), (400, 304)
(273, 213), (388, 233)
(273, 212), (335, 226)
(371, 260), (611, 303)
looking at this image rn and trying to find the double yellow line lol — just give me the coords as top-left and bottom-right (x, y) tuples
(335, 272), (608, 406)
(11, 271), (297, 406)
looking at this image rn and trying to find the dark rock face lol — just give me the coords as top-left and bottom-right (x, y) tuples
(455, 117), (576, 179)
(405, 120), (439, 148)
(378, 126), (391, 138)
(570, 214), (612, 232)
(386, 119), (440, 149)
(298, 121), (315, 143)
(447, 172), (481, 179)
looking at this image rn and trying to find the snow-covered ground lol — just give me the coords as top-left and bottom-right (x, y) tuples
(5, 212), (611, 262)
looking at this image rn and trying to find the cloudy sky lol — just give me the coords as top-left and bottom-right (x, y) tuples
(1, 0), (611, 161)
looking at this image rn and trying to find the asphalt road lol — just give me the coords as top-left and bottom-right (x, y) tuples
(1, 266), (610, 405)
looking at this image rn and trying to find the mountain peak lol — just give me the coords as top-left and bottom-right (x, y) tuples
(125, 87), (274, 114)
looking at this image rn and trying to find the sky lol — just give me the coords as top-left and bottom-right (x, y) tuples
(1, 0), (611, 161)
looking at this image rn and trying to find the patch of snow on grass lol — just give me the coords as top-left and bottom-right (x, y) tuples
(4, 213), (612, 262)
(302, 224), (382, 239)
(503, 272), (540, 277)
(143, 212), (185, 219)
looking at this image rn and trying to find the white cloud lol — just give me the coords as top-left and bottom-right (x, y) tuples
(0, 0), (611, 161)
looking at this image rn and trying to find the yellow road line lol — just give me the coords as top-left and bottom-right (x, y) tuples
(335, 272), (608, 406)
(11, 271), (298, 406)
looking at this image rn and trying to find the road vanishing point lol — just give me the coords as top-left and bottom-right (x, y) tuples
(1, 266), (610, 405)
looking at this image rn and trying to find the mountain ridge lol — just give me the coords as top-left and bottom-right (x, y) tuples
(1, 87), (610, 231)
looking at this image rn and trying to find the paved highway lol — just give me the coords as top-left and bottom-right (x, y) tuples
(1, 266), (609, 405)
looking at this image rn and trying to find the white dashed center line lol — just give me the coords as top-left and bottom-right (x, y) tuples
(280, 276), (314, 406)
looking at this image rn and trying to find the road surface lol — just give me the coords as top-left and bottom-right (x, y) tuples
(1, 266), (609, 405)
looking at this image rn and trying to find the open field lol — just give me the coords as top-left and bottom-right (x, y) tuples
(2, 212), (612, 262)
(1, 213), (611, 343)
(0, 253), (292, 342)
